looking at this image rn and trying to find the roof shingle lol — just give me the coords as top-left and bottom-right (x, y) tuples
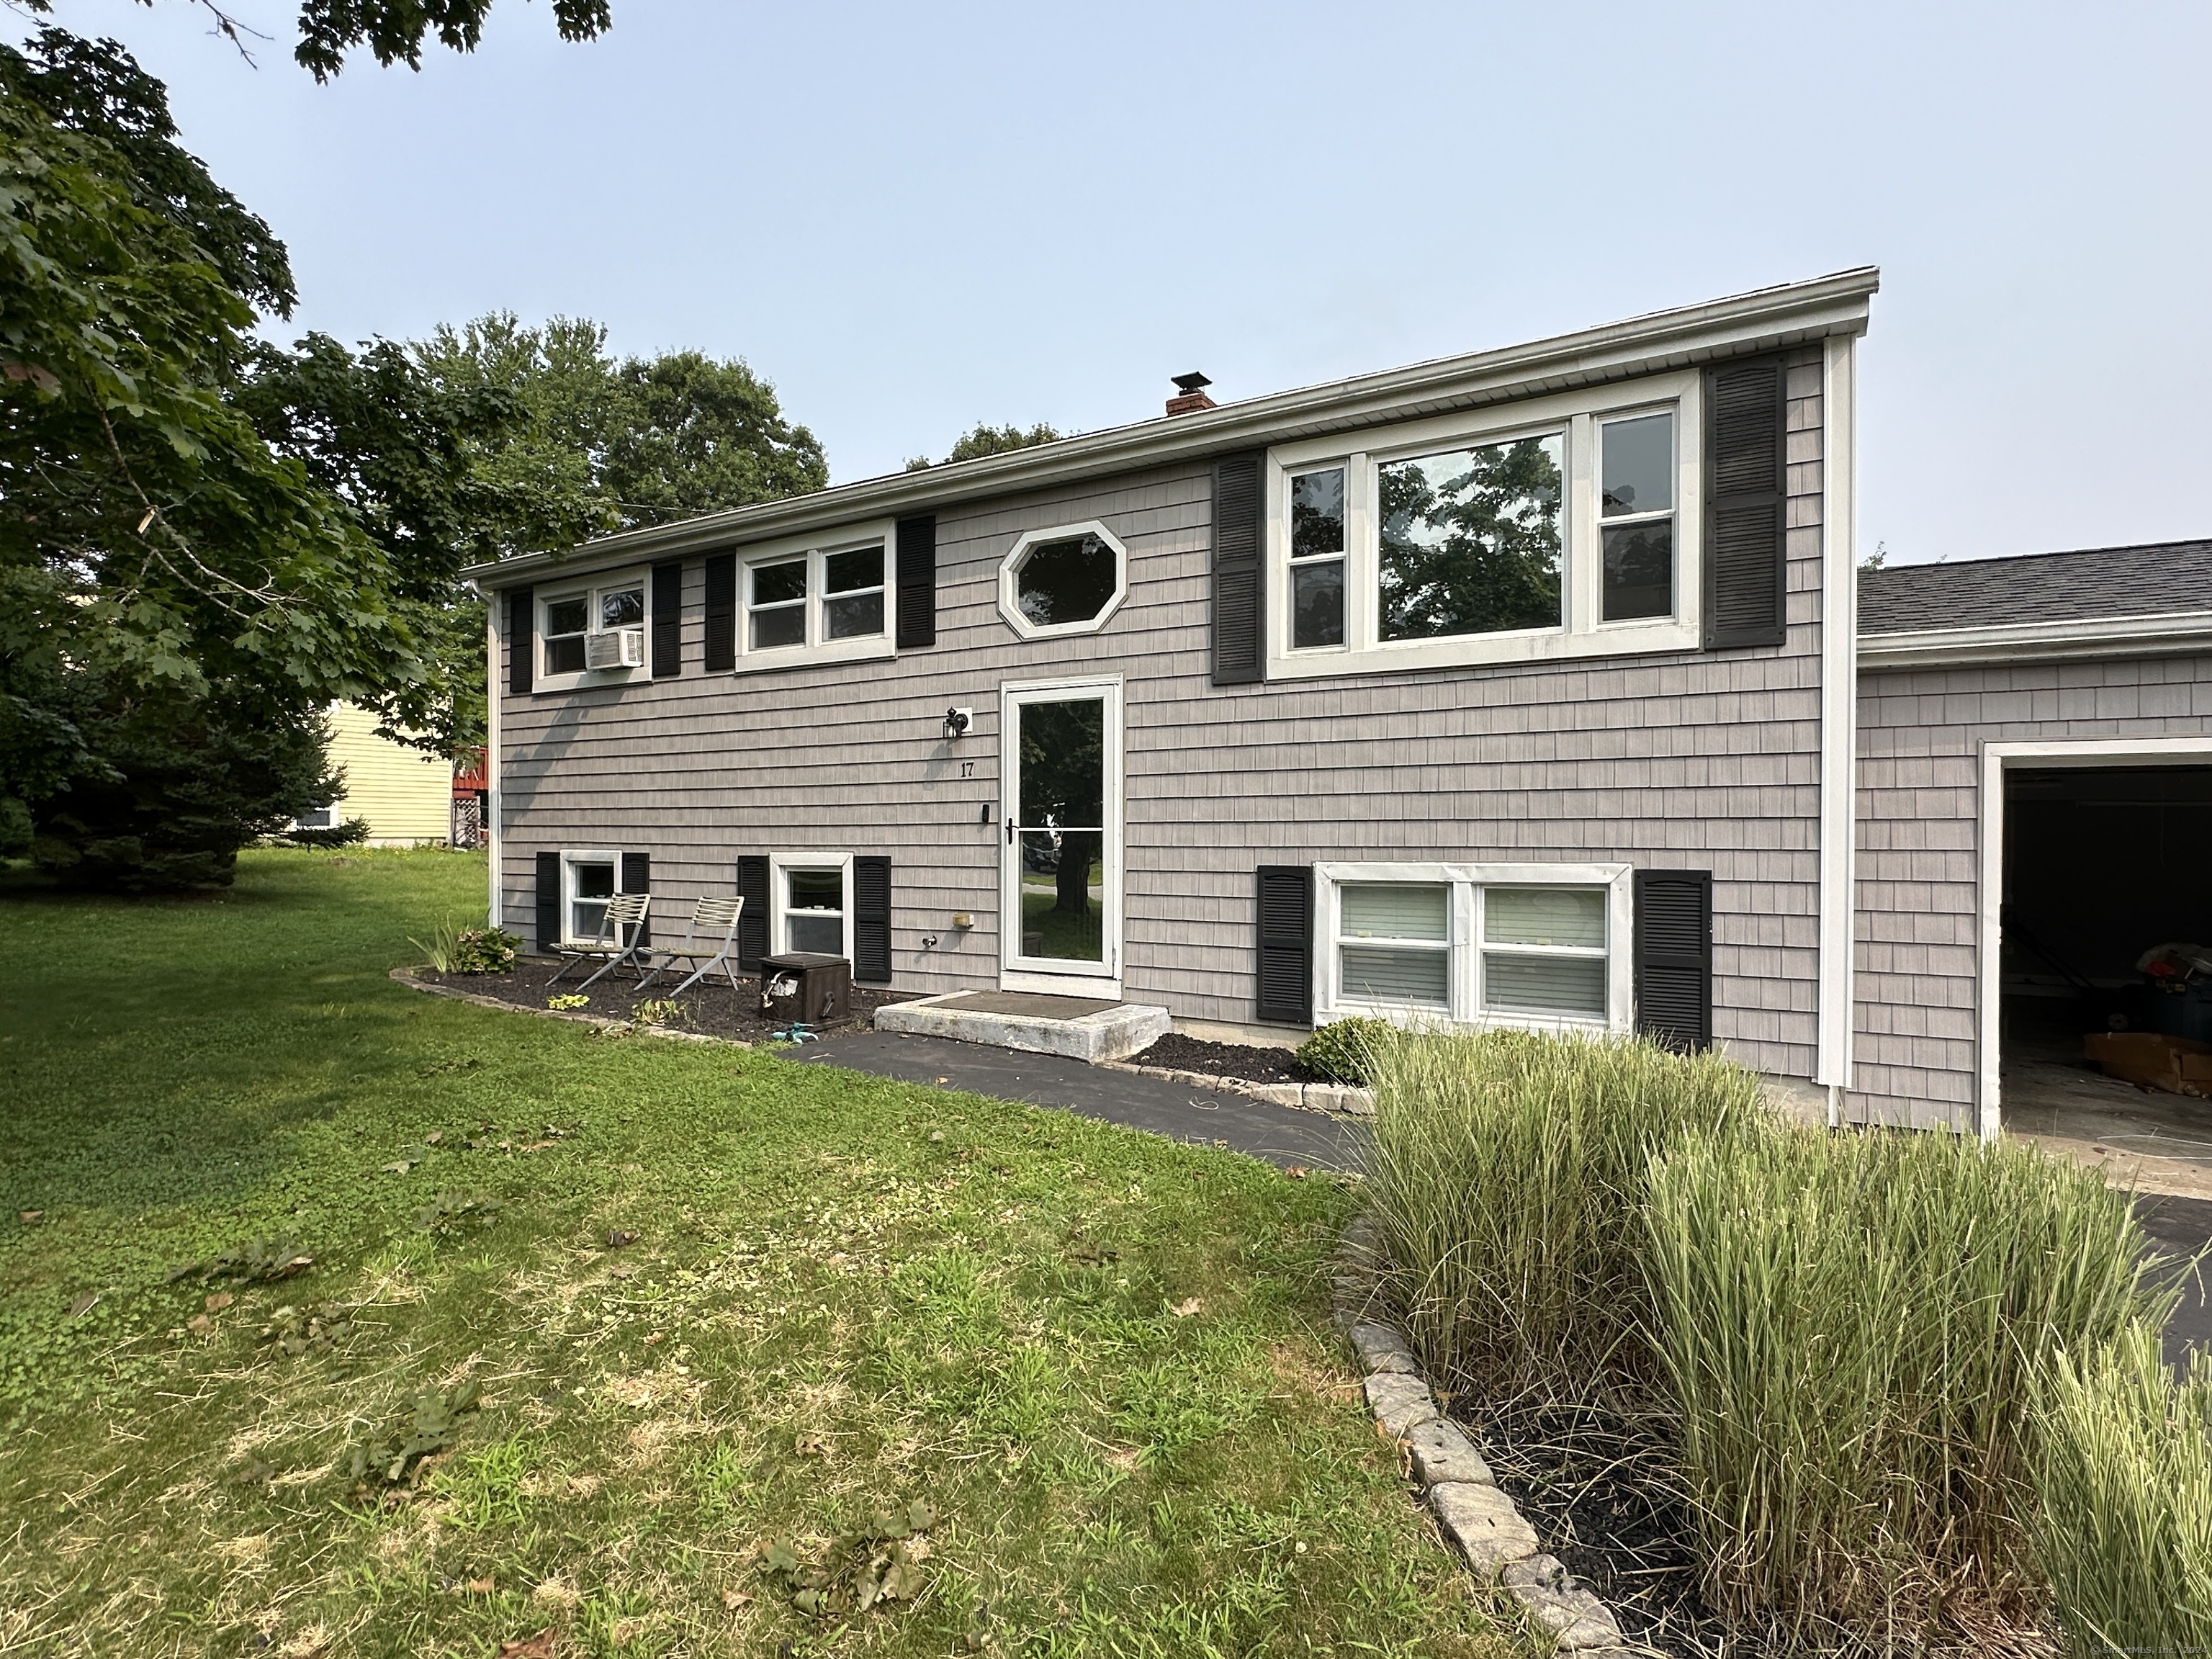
(1858, 540), (2212, 635)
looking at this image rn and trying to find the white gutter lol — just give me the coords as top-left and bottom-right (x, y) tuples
(1858, 610), (2212, 669)
(467, 266), (1879, 589)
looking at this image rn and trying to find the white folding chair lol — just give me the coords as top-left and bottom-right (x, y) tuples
(635, 896), (747, 997)
(548, 892), (654, 989)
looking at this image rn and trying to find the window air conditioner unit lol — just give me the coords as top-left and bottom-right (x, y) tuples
(585, 627), (645, 670)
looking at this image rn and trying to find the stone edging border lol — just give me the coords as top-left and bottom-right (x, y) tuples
(1099, 1059), (1375, 1118)
(388, 966), (736, 1045)
(1331, 1215), (1632, 1655)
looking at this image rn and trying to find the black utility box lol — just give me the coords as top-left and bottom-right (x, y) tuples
(758, 952), (853, 1028)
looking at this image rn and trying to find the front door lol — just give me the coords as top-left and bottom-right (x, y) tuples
(1001, 678), (1122, 994)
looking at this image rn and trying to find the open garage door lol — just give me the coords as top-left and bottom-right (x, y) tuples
(2000, 765), (2212, 1151)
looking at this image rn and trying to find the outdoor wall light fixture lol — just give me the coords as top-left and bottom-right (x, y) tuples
(943, 706), (973, 738)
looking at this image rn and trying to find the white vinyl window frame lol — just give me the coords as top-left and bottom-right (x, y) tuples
(769, 849), (855, 961)
(997, 520), (1131, 640)
(559, 847), (624, 948)
(1265, 373), (1703, 679)
(1312, 861), (1634, 1034)
(536, 566), (652, 693)
(734, 519), (897, 670)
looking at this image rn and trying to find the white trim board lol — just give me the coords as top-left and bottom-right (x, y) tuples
(1974, 736), (2212, 1139)
(485, 604), (503, 930)
(1817, 336), (1858, 1112)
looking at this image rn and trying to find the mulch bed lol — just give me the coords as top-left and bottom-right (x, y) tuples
(1126, 1032), (1323, 1085)
(1459, 1396), (1737, 1658)
(417, 958), (914, 1044)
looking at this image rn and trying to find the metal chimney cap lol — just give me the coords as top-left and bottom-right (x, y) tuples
(1171, 372), (1213, 395)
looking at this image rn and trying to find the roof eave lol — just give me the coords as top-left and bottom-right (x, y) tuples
(467, 266), (1879, 589)
(1858, 611), (2212, 668)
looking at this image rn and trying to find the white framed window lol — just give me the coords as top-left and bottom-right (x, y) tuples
(1314, 862), (1634, 1033)
(734, 521), (896, 669)
(559, 848), (623, 945)
(997, 520), (1130, 639)
(539, 567), (649, 691)
(770, 850), (853, 959)
(1266, 374), (1701, 678)
(293, 803), (339, 832)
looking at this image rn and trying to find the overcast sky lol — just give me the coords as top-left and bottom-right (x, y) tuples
(42, 1), (2212, 565)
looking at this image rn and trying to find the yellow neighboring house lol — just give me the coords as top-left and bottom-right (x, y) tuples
(297, 703), (451, 846)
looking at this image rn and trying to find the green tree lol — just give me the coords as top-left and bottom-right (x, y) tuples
(17, 1), (614, 84)
(233, 330), (601, 757)
(0, 34), (427, 884)
(906, 421), (1064, 472)
(291, 0), (611, 80)
(415, 313), (827, 537)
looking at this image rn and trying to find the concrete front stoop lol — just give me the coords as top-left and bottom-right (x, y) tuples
(872, 990), (1171, 1064)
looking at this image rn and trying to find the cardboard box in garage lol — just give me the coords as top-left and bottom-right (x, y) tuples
(2083, 1031), (2212, 1096)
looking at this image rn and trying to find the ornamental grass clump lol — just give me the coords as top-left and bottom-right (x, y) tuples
(1642, 1125), (2172, 1634)
(2035, 1325), (2212, 1655)
(1361, 1025), (1764, 1390)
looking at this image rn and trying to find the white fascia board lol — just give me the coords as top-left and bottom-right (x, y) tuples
(1858, 610), (2212, 668)
(467, 268), (1879, 592)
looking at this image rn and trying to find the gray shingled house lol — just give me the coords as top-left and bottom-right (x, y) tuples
(469, 269), (2212, 1135)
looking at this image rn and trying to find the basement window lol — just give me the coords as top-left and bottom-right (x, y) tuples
(1314, 862), (1633, 1031)
(771, 851), (854, 958)
(560, 849), (621, 946)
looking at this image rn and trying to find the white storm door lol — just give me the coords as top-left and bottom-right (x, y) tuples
(1000, 678), (1123, 994)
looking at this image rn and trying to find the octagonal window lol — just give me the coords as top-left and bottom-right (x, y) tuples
(997, 520), (1129, 639)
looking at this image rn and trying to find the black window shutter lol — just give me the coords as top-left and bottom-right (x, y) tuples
(508, 586), (534, 695)
(1212, 454), (1265, 685)
(735, 855), (770, 971)
(651, 562), (683, 678)
(1635, 869), (1713, 1051)
(1703, 356), (1788, 649)
(703, 553), (737, 672)
(1254, 864), (1313, 1025)
(896, 516), (936, 649)
(621, 851), (650, 946)
(853, 855), (892, 982)
(534, 849), (559, 953)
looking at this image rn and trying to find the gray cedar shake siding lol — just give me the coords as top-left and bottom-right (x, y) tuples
(489, 342), (1845, 1087)
(1850, 544), (2212, 1128)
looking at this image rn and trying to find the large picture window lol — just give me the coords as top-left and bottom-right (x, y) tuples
(1377, 436), (1564, 642)
(1315, 862), (1633, 1032)
(1266, 375), (1701, 678)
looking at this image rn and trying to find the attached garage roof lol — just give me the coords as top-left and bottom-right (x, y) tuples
(1859, 540), (2212, 635)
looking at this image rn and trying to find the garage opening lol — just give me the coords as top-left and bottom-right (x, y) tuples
(2000, 764), (2212, 1153)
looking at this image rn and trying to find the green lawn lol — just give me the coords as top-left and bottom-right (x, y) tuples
(0, 850), (1520, 1658)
